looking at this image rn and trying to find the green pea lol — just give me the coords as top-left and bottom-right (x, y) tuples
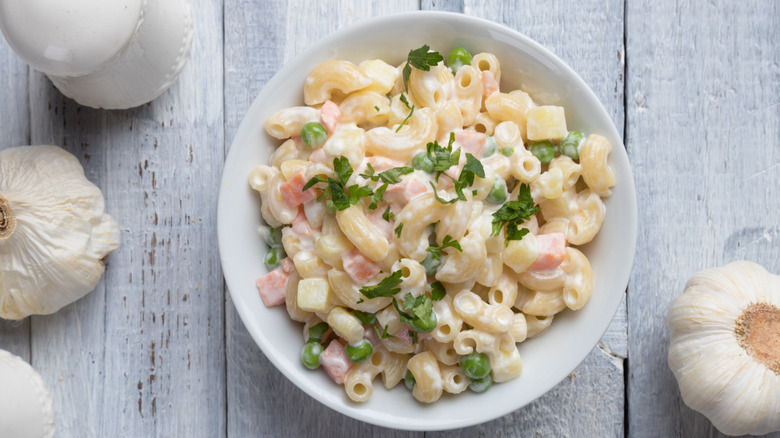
(421, 251), (442, 275)
(410, 311), (437, 333)
(499, 147), (514, 157)
(259, 225), (283, 247)
(353, 310), (376, 325)
(529, 140), (556, 164)
(301, 121), (328, 149)
(404, 369), (416, 390)
(263, 246), (286, 270)
(483, 136), (497, 158)
(345, 339), (373, 364)
(307, 322), (329, 342)
(459, 352), (491, 379)
(559, 131), (583, 161)
(468, 374), (493, 393)
(301, 342), (323, 369)
(447, 47), (473, 73)
(412, 152), (434, 173)
(485, 177), (507, 205)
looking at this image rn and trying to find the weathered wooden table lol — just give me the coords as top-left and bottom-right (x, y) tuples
(1, 1), (778, 437)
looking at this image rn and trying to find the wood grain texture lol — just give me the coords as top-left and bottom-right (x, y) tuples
(222, 2), (422, 437)
(2, 0), (227, 436)
(626, 1), (780, 437)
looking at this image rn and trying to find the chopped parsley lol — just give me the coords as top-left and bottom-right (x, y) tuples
(352, 310), (377, 325)
(361, 162), (414, 185)
(303, 157), (375, 211)
(430, 281), (446, 301)
(402, 45), (444, 91)
(490, 183), (539, 246)
(396, 94), (415, 132)
(358, 270), (403, 299)
(373, 323), (394, 339)
(394, 222), (404, 238)
(382, 205), (396, 222)
(392, 293), (437, 334)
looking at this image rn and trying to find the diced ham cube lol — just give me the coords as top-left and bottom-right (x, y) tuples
(320, 340), (352, 385)
(454, 130), (487, 158)
(292, 208), (319, 238)
(280, 168), (316, 209)
(256, 266), (290, 307)
(530, 232), (566, 271)
(320, 100), (341, 133)
(383, 176), (427, 205)
(367, 207), (395, 241)
(482, 71), (499, 97)
(342, 248), (381, 285)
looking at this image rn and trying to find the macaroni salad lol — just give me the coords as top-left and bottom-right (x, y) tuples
(249, 45), (615, 403)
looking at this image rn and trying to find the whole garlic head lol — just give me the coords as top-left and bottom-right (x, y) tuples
(0, 145), (120, 319)
(667, 261), (780, 436)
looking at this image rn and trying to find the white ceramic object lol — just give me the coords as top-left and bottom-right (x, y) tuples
(0, 349), (55, 438)
(218, 12), (637, 431)
(0, 0), (193, 109)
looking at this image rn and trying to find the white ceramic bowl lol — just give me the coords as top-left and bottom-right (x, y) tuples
(218, 11), (637, 431)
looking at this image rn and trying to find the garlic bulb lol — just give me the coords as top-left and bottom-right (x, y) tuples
(667, 261), (780, 436)
(0, 145), (120, 319)
(0, 349), (55, 438)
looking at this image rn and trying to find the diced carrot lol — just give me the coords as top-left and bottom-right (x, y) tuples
(320, 100), (341, 133)
(342, 248), (381, 285)
(256, 266), (289, 307)
(482, 71), (499, 97)
(454, 130), (487, 158)
(280, 168), (316, 209)
(530, 232), (566, 271)
(320, 340), (352, 385)
(384, 176), (428, 205)
(366, 156), (404, 172)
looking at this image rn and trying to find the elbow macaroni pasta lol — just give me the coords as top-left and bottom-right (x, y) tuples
(250, 46), (616, 403)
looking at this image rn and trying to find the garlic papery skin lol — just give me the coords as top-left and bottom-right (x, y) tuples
(0, 145), (120, 320)
(667, 261), (780, 436)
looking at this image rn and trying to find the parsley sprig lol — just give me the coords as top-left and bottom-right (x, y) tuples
(358, 270), (403, 299)
(392, 293), (437, 335)
(402, 45), (444, 92)
(490, 183), (539, 245)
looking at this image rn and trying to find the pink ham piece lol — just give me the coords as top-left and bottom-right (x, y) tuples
(454, 130), (487, 158)
(255, 263), (291, 307)
(320, 340), (352, 385)
(530, 232), (566, 271)
(342, 248), (381, 285)
(292, 208), (319, 238)
(280, 168), (316, 209)
(308, 147), (327, 163)
(367, 206), (397, 241)
(383, 176), (427, 205)
(481, 70), (499, 97)
(320, 100), (341, 133)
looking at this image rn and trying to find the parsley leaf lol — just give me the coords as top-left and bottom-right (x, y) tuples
(329, 178), (350, 210)
(399, 93), (412, 110)
(490, 183), (539, 245)
(378, 166), (414, 184)
(359, 162), (376, 181)
(429, 235), (463, 253)
(382, 206), (395, 222)
(392, 293), (437, 334)
(460, 153), (485, 186)
(352, 310), (376, 325)
(369, 183), (387, 210)
(359, 270), (403, 299)
(394, 222), (404, 238)
(333, 156), (353, 185)
(348, 184), (373, 205)
(396, 102), (414, 133)
(302, 174), (327, 192)
(430, 281), (446, 301)
(402, 45), (444, 91)
(373, 324), (394, 339)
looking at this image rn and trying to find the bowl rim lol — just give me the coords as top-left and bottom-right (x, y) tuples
(219, 10), (637, 431)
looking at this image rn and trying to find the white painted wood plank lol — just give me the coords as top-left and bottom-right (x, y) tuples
(0, 36), (32, 361)
(626, 0), (780, 437)
(18, 1), (227, 436)
(420, 1), (628, 436)
(223, 1), (424, 436)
